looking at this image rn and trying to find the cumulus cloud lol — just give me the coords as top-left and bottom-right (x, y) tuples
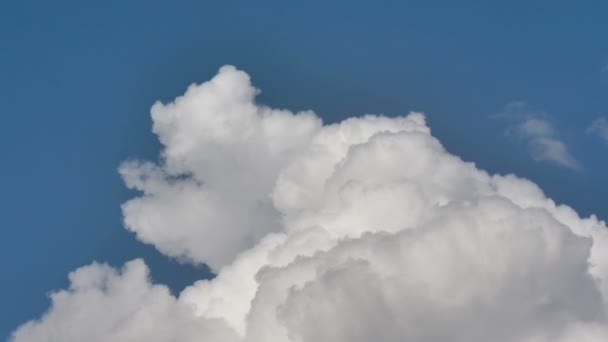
(10, 260), (238, 342)
(11, 66), (608, 342)
(498, 102), (582, 171)
(587, 117), (608, 144)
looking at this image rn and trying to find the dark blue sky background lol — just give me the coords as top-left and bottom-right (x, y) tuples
(1, 0), (607, 339)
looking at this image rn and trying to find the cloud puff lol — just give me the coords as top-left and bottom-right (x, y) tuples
(11, 66), (608, 342)
(499, 102), (582, 171)
(10, 260), (238, 342)
(119, 66), (322, 269)
(587, 117), (608, 144)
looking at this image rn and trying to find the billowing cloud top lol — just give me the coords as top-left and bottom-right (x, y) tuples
(11, 66), (608, 342)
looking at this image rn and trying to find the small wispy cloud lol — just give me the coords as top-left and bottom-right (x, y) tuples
(496, 101), (582, 171)
(586, 117), (608, 143)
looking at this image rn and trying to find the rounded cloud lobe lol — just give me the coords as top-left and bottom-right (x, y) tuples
(11, 66), (608, 341)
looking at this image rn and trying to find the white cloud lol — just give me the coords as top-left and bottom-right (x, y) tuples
(587, 117), (608, 143)
(500, 102), (582, 171)
(11, 66), (608, 342)
(119, 66), (322, 270)
(10, 260), (239, 342)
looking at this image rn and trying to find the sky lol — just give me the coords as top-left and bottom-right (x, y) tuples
(1, 0), (608, 340)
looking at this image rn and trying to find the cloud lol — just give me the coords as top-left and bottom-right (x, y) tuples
(499, 102), (582, 171)
(119, 66), (322, 270)
(11, 66), (608, 342)
(10, 260), (239, 342)
(587, 117), (608, 144)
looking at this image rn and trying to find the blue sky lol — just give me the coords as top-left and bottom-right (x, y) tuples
(1, 0), (608, 339)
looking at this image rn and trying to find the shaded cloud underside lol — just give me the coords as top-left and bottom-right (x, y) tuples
(11, 66), (608, 342)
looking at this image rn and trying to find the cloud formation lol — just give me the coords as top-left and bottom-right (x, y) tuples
(587, 117), (608, 144)
(499, 102), (582, 171)
(11, 66), (608, 342)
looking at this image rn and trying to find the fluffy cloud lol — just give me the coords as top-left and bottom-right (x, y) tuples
(11, 66), (608, 342)
(119, 66), (322, 269)
(499, 102), (582, 171)
(10, 260), (238, 342)
(587, 117), (608, 144)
